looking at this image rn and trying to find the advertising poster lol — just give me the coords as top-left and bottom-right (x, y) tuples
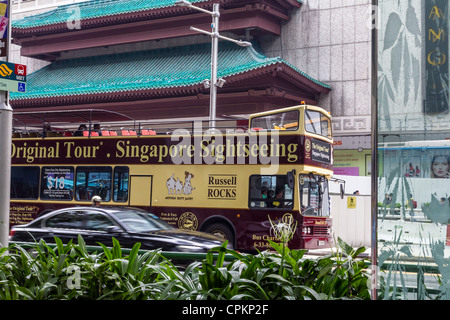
(0, 1), (8, 57)
(41, 167), (74, 200)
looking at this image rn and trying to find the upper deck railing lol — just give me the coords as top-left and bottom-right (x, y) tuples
(12, 109), (250, 138)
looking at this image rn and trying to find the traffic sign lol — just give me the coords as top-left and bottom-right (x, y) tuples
(0, 61), (26, 92)
(347, 196), (356, 209)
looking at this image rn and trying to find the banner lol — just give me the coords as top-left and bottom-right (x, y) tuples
(0, 1), (8, 57)
(425, 0), (449, 114)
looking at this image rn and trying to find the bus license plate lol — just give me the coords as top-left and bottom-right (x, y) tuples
(318, 240), (325, 246)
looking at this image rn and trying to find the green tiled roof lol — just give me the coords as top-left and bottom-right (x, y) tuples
(13, 0), (207, 29)
(13, 0), (303, 29)
(10, 43), (329, 101)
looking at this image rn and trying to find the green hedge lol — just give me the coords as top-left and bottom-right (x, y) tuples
(0, 236), (370, 300)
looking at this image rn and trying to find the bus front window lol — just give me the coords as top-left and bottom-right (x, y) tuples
(250, 110), (299, 131)
(299, 174), (329, 216)
(305, 110), (332, 139)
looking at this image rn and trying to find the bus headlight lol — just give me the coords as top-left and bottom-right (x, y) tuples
(302, 227), (311, 235)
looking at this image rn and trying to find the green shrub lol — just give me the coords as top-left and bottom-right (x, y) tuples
(0, 236), (370, 300)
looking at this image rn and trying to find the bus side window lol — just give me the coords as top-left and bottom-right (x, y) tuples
(11, 166), (40, 199)
(114, 166), (129, 202)
(75, 167), (112, 202)
(248, 175), (293, 209)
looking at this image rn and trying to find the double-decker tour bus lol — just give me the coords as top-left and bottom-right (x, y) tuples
(10, 104), (342, 252)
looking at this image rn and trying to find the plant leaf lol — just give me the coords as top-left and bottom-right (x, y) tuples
(384, 12), (403, 51)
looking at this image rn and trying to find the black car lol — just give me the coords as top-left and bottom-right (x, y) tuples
(10, 206), (225, 253)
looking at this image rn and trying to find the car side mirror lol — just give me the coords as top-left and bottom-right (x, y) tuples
(287, 170), (295, 189)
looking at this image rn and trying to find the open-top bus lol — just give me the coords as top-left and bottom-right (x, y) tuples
(10, 104), (341, 252)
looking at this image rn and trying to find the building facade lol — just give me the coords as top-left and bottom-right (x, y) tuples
(9, 0), (373, 177)
(377, 0), (450, 299)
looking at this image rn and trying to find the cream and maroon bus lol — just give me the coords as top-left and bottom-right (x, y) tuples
(10, 104), (341, 252)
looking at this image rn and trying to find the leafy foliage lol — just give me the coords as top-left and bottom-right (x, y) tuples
(0, 236), (370, 300)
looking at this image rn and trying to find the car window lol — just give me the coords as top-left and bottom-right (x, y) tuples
(45, 210), (84, 229)
(84, 212), (116, 231)
(113, 210), (172, 232)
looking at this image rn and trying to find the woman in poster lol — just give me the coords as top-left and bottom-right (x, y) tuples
(431, 155), (450, 178)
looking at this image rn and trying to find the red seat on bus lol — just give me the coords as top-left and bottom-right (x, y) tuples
(101, 130), (110, 136)
(121, 130), (129, 136)
(142, 129), (156, 135)
(110, 130), (117, 136)
(64, 131), (73, 137)
(83, 131), (89, 136)
(91, 131), (99, 136)
(129, 130), (137, 136)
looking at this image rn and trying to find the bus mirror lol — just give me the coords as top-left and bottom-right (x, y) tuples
(340, 184), (345, 199)
(287, 170), (295, 189)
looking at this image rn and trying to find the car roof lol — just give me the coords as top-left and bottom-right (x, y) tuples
(31, 206), (148, 223)
(48, 206), (145, 214)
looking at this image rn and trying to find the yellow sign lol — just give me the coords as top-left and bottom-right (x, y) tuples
(347, 196), (356, 209)
(0, 63), (12, 77)
(0, 3), (7, 17)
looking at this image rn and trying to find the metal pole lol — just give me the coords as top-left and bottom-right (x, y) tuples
(0, 93), (11, 248)
(370, 0), (379, 300)
(0, 0), (11, 248)
(209, 3), (219, 130)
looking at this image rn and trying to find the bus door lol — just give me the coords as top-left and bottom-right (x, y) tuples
(129, 175), (153, 208)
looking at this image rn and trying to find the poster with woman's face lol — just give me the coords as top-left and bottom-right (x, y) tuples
(431, 154), (450, 178)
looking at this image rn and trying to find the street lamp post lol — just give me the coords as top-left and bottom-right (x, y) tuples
(0, 0), (12, 249)
(175, 0), (251, 129)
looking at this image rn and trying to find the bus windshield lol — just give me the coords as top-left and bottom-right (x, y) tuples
(250, 110), (299, 131)
(299, 174), (330, 216)
(304, 109), (332, 139)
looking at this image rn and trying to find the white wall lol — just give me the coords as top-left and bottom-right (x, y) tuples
(330, 194), (371, 247)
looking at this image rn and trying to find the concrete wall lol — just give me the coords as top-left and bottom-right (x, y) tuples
(261, 0), (372, 129)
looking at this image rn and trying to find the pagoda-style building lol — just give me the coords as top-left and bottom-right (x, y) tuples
(11, 0), (330, 122)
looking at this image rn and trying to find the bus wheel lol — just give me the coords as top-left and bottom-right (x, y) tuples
(204, 223), (234, 249)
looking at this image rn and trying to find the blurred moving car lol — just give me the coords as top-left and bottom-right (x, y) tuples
(10, 206), (225, 253)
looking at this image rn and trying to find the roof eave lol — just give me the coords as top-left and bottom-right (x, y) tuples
(10, 62), (330, 108)
(12, 0), (301, 38)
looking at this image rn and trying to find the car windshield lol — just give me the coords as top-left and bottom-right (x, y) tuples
(112, 209), (173, 232)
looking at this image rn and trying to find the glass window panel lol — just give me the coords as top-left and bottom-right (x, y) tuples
(11, 166), (40, 199)
(75, 167), (112, 201)
(45, 210), (83, 229)
(250, 110), (299, 131)
(248, 175), (294, 209)
(113, 166), (129, 202)
(377, 0), (450, 300)
(305, 110), (332, 139)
